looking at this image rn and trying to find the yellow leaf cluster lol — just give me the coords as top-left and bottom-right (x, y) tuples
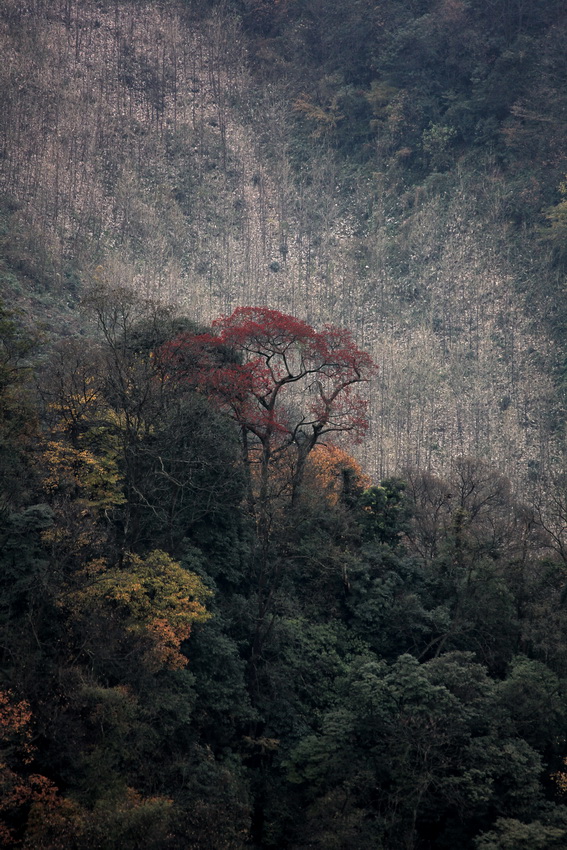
(42, 438), (126, 509)
(68, 550), (212, 671)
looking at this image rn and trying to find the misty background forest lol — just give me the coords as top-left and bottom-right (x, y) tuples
(2, 0), (567, 847)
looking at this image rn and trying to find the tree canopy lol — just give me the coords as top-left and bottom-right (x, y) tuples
(1, 293), (567, 848)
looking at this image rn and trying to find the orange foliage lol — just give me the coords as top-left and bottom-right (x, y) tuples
(66, 550), (212, 672)
(304, 444), (370, 506)
(0, 689), (173, 846)
(0, 690), (67, 846)
(0, 691), (34, 762)
(145, 617), (194, 671)
(552, 758), (567, 794)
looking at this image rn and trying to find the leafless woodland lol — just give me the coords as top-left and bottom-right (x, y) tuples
(0, 0), (562, 491)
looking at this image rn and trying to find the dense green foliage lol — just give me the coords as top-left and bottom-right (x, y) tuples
(240, 0), (567, 197)
(2, 292), (567, 848)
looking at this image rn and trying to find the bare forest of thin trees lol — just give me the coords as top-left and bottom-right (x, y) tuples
(0, 0), (563, 498)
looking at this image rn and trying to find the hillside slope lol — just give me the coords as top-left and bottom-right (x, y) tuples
(1, 0), (566, 488)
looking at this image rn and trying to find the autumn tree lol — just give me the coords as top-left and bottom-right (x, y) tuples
(303, 442), (371, 508)
(160, 307), (375, 692)
(162, 306), (376, 523)
(39, 285), (244, 559)
(0, 689), (67, 847)
(65, 549), (212, 676)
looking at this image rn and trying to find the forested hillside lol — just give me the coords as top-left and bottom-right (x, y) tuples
(1, 0), (566, 485)
(2, 0), (567, 847)
(3, 288), (567, 848)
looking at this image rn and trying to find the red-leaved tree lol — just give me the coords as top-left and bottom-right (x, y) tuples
(160, 307), (376, 520)
(160, 307), (375, 670)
